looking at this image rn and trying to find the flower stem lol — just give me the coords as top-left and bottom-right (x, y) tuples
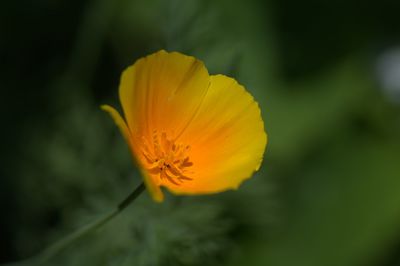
(4, 182), (145, 266)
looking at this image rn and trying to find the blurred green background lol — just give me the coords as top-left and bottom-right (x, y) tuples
(1, 0), (400, 265)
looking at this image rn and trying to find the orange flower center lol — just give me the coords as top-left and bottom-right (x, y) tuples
(141, 131), (193, 185)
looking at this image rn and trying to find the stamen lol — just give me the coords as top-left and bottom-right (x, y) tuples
(141, 131), (193, 185)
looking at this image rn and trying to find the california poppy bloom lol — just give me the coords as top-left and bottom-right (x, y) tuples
(102, 50), (267, 202)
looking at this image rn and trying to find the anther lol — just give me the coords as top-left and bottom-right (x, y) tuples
(141, 131), (193, 185)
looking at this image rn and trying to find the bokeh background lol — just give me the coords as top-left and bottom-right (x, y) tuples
(1, 0), (400, 265)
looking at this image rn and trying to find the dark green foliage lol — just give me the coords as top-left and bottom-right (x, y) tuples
(1, 0), (400, 265)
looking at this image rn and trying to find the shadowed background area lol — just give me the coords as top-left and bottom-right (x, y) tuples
(1, 0), (400, 265)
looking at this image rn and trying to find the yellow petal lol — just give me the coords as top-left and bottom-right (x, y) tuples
(101, 105), (131, 145)
(119, 50), (210, 138)
(101, 104), (164, 202)
(139, 168), (164, 202)
(116, 50), (211, 201)
(164, 74), (267, 195)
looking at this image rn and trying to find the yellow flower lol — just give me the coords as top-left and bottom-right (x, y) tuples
(102, 50), (267, 202)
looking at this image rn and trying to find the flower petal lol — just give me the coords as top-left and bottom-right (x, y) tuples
(117, 50), (212, 201)
(139, 168), (164, 202)
(164, 74), (267, 195)
(101, 105), (131, 145)
(119, 50), (210, 138)
(101, 104), (164, 202)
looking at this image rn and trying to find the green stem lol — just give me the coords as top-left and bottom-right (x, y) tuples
(5, 182), (145, 266)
